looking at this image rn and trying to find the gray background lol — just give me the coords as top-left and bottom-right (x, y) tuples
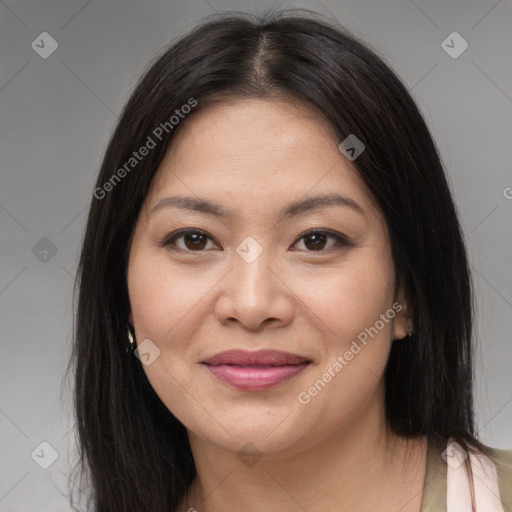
(1, 0), (511, 510)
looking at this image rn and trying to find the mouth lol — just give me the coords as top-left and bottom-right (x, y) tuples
(201, 349), (312, 391)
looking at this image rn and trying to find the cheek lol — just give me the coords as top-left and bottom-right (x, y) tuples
(128, 249), (216, 343)
(127, 253), (209, 421)
(293, 255), (396, 410)
(127, 251), (228, 406)
(293, 257), (395, 344)
(292, 259), (396, 415)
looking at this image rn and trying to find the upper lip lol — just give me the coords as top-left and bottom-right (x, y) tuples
(201, 349), (311, 366)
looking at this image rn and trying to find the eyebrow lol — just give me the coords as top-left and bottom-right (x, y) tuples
(148, 193), (365, 220)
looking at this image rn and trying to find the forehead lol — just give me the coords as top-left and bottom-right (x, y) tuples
(145, 98), (376, 215)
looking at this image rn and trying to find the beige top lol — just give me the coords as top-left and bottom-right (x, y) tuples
(420, 437), (512, 511)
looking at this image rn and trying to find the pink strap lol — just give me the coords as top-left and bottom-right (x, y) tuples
(446, 437), (505, 512)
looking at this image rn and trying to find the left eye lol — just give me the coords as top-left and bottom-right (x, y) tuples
(292, 230), (348, 251)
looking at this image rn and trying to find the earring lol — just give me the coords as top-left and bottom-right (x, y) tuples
(127, 325), (135, 351)
(404, 315), (413, 337)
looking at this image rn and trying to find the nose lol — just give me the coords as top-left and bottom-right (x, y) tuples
(214, 248), (294, 331)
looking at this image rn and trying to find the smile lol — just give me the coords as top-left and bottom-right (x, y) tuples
(202, 362), (311, 391)
(200, 349), (312, 391)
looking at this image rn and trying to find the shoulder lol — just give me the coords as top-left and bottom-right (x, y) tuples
(485, 445), (512, 507)
(456, 441), (512, 511)
(420, 437), (512, 512)
(487, 445), (512, 469)
(420, 437), (447, 511)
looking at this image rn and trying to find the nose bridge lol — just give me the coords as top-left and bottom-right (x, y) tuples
(215, 237), (293, 329)
(232, 238), (275, 302)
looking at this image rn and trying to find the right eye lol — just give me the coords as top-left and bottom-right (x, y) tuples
(161, 229), (220, 252)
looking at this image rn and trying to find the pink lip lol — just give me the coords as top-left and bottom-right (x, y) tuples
(201, 349), (311, 391)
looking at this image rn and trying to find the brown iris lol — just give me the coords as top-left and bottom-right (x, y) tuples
(183, 232), (208, 250)
(303, 232), (328, 250)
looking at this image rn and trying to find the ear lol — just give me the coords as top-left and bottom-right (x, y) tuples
(393, 282), (414, 340)
(128, 311), (134, 326)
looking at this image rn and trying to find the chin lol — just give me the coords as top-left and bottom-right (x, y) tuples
(187, 405), (316, 456)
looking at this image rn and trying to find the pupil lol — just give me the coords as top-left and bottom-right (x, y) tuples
(305, 233), (326, 250)
(185, 233), (206, 250)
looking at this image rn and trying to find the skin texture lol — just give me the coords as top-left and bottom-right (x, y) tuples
(127, 98), (427, 512)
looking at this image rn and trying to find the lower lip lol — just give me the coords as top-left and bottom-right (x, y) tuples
(203, 363), (310, 391)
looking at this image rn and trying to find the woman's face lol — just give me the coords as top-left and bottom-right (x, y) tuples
(127, 98), (409, 457)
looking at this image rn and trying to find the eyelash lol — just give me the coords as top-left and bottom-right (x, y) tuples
(160, 228), (351, 253)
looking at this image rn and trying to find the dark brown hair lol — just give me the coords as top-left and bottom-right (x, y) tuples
(65, 9), (491, 511)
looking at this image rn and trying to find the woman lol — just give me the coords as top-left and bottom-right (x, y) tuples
(67, 9), (511, 512)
